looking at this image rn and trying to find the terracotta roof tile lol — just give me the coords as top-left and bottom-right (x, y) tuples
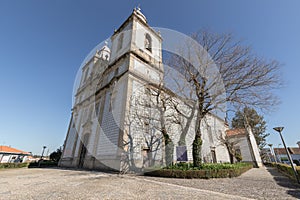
(274, 147), (300, 155)
(0, 146), (30, 155)
(226, 128), (247, 137)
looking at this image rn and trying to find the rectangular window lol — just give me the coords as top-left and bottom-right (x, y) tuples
(95, 102), (100, 116)
(211, 150), (217, 163)
(109, 92), (112, 112)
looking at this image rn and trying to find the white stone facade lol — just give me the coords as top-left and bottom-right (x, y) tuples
(59, 8), (231, 172)
(227, 128), (262, 167)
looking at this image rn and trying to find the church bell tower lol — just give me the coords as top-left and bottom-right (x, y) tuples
(104, 8), (164, 170)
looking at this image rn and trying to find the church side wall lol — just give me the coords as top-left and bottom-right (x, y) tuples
(235, 136), (252, 162)
(93, 75), (127, 171)
(62, 118), (76, 158)
(247, 128), (263, 167)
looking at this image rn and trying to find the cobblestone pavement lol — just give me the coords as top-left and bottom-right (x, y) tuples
(0, 166), (299, 200)
(142, 167), (300, 200)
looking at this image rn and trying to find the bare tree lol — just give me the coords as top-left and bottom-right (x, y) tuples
(145, 84), (175, 166)
(167, 30), (281, 167)
(121, 94), (162, 172)
(218, 134), (241, 164)
(122, 82), (180, 171)
(163, 68), (197, 147)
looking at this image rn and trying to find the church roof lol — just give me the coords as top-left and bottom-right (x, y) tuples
(226, 128), (247, 137)
(0, 146), (30, 155)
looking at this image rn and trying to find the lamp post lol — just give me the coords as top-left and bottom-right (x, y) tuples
(38, 146), (47, 167)
(273, 127), (300, 184)
(41, 146), (47, 159)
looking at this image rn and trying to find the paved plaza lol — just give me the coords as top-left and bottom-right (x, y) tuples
(0, 167), (299, 199)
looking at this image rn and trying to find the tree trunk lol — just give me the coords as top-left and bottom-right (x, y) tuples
(228, 149), (234, 164)
(192, 110), (204, 167)
(192, 134), (202, 167)
(165, 139), (174, 166)
(178, 103), (196, 146)
(162, 126), (174, 166)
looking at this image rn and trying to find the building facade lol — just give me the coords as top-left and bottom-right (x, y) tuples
(0, 146), (31, 163)
(274, 147), (300, 165)
(59, 8), (231, 172)
(226, 128), (262, 167)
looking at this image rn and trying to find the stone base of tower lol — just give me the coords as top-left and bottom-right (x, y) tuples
(59, 156), (123, 172)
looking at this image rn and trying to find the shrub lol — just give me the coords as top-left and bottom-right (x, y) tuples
(234, 153), (243, 162)
(50, 148), (62, 162)
(281, 157), (288, 161)
(144, 162), (252, 179)
(165, 162), (250, 170)
(0, 162), (29, 169)
(28, 160), (58, 168)
(265, 162), (300, 181)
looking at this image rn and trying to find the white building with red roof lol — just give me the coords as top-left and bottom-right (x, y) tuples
(226, 128), (262, 167)
(0, 146), (31, 163)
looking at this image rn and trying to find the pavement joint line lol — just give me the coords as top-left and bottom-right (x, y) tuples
(129, 176), (255, 200)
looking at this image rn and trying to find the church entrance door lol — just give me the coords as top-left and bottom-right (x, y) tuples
(78, 143), (87, 168)
(78, 134), (89, 168)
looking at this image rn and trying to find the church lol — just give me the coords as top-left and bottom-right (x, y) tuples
(59, 8), (237, 172)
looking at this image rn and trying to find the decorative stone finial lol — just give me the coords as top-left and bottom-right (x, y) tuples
(133, 4), (147, 23)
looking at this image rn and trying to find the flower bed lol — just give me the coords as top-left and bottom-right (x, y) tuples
(144, 163), (252, 179)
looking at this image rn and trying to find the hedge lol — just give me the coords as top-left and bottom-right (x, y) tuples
(266, 162), (300, 181)
(0, 162), (29, 169)
(28, 160), (58, 168)
(165, 162), (251, 170)
(144, 163), (253, 179)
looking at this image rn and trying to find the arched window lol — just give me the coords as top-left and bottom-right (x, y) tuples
(145, 33), (152, 52)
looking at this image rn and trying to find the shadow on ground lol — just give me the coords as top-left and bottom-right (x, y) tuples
(266, 167), (300, 199)
(28, 166), (121, 176)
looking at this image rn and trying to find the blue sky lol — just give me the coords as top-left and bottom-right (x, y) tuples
(0, 0), (299, 155)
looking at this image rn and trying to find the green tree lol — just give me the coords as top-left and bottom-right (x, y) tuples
(49, 148), (62, 162)
(232, 107), (269, 149)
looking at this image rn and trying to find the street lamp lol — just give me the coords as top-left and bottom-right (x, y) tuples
(273, 127), (300, 184)
(38, 146), (47, 167)
(41, 146), (47, 159)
